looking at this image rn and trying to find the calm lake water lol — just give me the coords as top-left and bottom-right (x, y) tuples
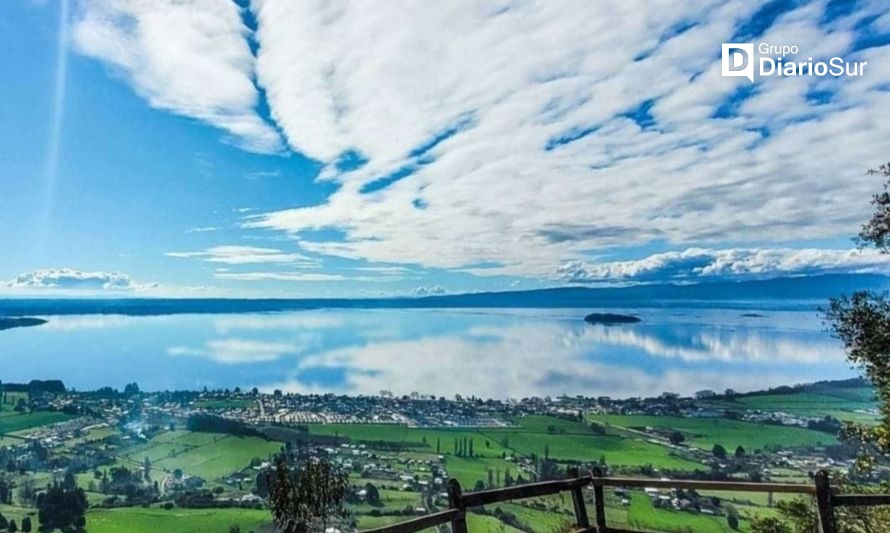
(0, 307), (855, 398)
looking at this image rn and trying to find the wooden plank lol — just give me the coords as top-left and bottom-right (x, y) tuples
(591, 466), (607, 531)
(592, 477), (815, 494)
(460, 477), (591, 507)
(449, 478), (469, 533)
(360, 509), (460, 533)
(833, 493), (890, 507)
(567, 467), (590, 529)
(815, 470), (836, 533)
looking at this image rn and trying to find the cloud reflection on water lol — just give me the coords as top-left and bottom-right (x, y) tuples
(254, 314), (847, 398)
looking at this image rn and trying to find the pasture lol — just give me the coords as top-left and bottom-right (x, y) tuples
(590, 414), (837, 451)
(87, 507), (271, 533)
(118, 430), (281, 481)
(306, 415), (703, 472)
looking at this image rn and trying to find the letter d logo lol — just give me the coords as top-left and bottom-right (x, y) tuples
(722, 43), (754, 82)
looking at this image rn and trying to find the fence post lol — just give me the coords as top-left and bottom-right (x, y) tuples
(591, 466), (607, 531)
(567, 466), (590, 529)
(815, 470), (836, 533)
(448, 478), (468, 533)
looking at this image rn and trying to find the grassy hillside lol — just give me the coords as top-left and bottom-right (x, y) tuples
(589, 415), (836, 451)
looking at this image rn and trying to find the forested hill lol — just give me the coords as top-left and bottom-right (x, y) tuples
(1, 273), (888, 316)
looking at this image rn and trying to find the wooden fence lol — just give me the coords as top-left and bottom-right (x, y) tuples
(360, 467), (890, 533)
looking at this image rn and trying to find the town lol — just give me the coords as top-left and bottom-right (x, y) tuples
(0, 377), (884, 532)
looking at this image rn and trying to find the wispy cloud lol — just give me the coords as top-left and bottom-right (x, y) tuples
(166, 245), (315, 266)
(243, 0), (890, 278)
(72, 0), (281, 153)
(168, 338), (301, 364)
(213, 271), (379, 282)
(73, 0), (890, 282)
(557, 247), (890, 283)
(185, 226), (220, 234)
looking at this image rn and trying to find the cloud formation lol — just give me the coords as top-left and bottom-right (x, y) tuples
(242, 0), (890, 277)
(557, 247), (890, 282)
(75, 0), (890, 280)
(265, 321), (844, 398)
(166, 245), (314, 265)
(2, 268), (152, 291)
(72, 0), (281, 153)
(168, 338), (300, 364)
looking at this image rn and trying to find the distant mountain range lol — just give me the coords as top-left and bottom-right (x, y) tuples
(1, 273), (889, 317)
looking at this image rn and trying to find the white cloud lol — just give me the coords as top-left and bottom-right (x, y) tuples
(243, 0), (890, 278)
(73, 0), (890, 280)
(72, 0), (282, 153)
(1, 268), (154, 292)
(557, 247), (890, 283)
(262, 322), (844, 398)
(167, 338), (300, 364)
(166, 245), (314, 265)
(186, 226), (219, 233)
(213, 271), (378, 282)
(411, 285), (446, 297)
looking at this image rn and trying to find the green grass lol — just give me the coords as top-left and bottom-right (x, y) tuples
(87, 507), (271, 533)
(626, 493), (742, 533)
(0, 410), (74, 434)
(118, 430), (281, 481)
(708, 392), (879, 424)
(591, 414), (837, 452)
(498, 502), (574, 532)
(466, 512), (525, 533)
(307, 415), (703, 471)
(0, 504), (39, 530)
(356, 514), (415, 530)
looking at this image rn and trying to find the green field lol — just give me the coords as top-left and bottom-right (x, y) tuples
(0, 410), (73, 435)
(87, 507), (271, 533)
(119, 430), (281, 481)
(590, 414), (837, 451)
(708, 392), (879, 424)
(307, 415), (702, 472)
(625, 493), (744, 533)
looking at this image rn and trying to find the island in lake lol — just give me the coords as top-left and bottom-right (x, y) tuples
(0, 316), (48, 331)
(584, 312), (641, 325)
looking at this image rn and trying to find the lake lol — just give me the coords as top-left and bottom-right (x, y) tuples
(0, 307), (854, 398)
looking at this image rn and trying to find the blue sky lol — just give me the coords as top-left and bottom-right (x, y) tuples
(1, 0), (889, 297)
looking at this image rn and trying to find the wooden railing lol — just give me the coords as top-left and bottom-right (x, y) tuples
(360, 467), (890, 533)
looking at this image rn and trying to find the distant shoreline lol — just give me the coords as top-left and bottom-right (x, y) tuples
(0, 272), (884, 317)
(0, 316), (47, 331)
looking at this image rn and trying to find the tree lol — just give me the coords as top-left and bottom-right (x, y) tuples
(8, 519), (17, 532)
(20, 516), (31, 533)
(364, 483), (380, 505)
(669, 431), (685, 445)
(829, 162), (890, 454)
(143, 456), (151, 482)
(268, 454), (349, 533)
(735, 445), (746, 458)
(725, 504), (740, 530)
(712, 444), (727, 459)
(36, 481), (87, 533)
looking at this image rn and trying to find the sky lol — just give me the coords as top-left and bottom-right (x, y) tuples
(1, 0), (889, 298)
